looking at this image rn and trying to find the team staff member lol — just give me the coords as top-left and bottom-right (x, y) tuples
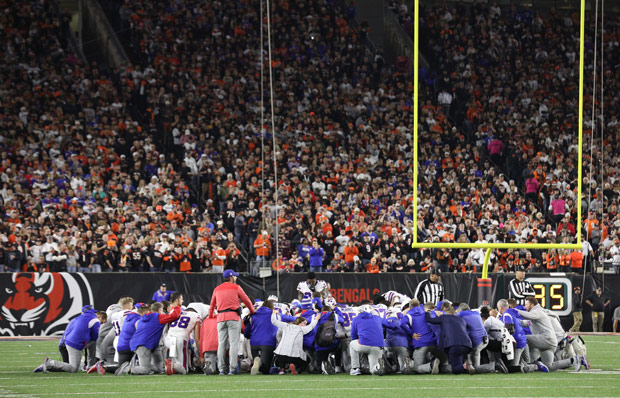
(271, 308), (321, 374)
(123, 293), (183, 375)
(516, 297), (557, 372)
(569, 286), (583, 332)
(152, 283), (173, 302)
(508, 266), (535, 306)
(208, 270), (255, 375)
(586, 287), (610, 332)
(246, 300), (296, 375)
(34, 306), (106, 373)
(112, 304), (149, 375)
(400, 299), (448, 374)
(414, 268), (444, 305)
(349, 305), (396, 376)
(425, 302), (473, 375)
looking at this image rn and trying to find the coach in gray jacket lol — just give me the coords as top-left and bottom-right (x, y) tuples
(517, 297), (575, 372)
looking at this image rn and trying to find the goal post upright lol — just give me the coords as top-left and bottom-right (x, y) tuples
(411, 0), (586, 281)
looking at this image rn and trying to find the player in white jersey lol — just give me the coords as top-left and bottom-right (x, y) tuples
(371, 304), (388, 318)
(186, 302), (210, 321)
(297, 272), (329, 310)
(164, 308), (202, 375)
(268, 295), (291, 316)
(91, 297), (133, 370)
(382, 291), (411, 307)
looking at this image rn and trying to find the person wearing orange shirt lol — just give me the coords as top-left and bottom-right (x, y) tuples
(366, 257), (380, 273)
(176, 246), (193, 273)
(252, 231), (272, 276)
(343, 240), (359, 270)
(558, 250), (571, 273)
(212, 244), (228, 273)
(570, 250), (584, 274)
(545, 250), (558, 271)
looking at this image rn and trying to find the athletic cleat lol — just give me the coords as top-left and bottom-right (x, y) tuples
(165, 358), (173, 375)
(431, 358), (440, 375)
(96, 361), (106, 375)
(464, 361), (475, 375)
(376, 358), (386, 376)
(495, 358), (509, 374)
(328, 353), (337, 371)
(203, 360), (213, 375)
(580, 355), (590, 370)
(350, 368), (361, 376)
(115, 361), (130, 376)
(278, 368), (285, 375)
(87, 363), (99, 374)
(227, 371), (236, 376)
(269, 366), (280, 374)
(33, 364), (44, 373)
(290, 363), (298, 375)
(573, 355), (581, 372)
(536, 361), (549, 373)
(321, 360), (334, 375)
(251, 357), (261, 375)
(219, 371), (227, 376)
(42, 357), (50, 373)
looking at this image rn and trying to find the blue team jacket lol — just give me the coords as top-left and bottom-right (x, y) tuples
(426, 312), (472, 349)
(59, 318), (77, 348)
(385, 315), (409, 348)
(152, 289), (173, 302)
(64, 308), (100, 351)
(351, 312), (396, 347)
(245, 306), (295, 347)
(130, 307), (180, 351)
(502, 308), (527, 349)
(458, 310), (488, 347)
(512, 306), (532, 335)
(301, 310), (320, 349)
(117, 312), (141, 352)
(400, 305), (437, 348)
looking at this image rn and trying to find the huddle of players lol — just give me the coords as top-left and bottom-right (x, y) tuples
(33, 277), (590, 376)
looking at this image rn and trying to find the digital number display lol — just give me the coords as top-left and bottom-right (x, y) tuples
(526, 278), (572, 316)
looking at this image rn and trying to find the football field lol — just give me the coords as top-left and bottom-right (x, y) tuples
(1, 336), (620, 398)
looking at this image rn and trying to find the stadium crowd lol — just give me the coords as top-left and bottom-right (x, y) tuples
(1, 0), (620, 275)
(33, 272), (590, 376)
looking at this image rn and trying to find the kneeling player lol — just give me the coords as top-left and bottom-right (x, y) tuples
(164, 307), (202, 375)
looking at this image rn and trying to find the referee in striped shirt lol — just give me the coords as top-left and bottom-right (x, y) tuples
(508, 266), (535, 306)
(414, 268), (444, 305)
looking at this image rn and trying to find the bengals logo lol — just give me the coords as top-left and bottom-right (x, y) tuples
(0, 273), (93, 336)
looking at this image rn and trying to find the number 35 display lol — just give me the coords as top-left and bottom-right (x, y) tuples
(526, 277), (572, 316)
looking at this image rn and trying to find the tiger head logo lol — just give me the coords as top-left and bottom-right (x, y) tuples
(0, 273), (93, 336)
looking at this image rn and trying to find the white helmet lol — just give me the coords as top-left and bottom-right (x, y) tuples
(325, 297), (337, 308)
(359, 304), (374, 314)
(268, 295), (279, 302)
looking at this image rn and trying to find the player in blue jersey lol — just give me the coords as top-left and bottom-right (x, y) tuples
(117, 293), (182, 375)
(34, 306), (106, 374)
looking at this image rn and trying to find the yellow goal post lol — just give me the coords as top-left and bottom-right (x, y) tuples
(411, 0), (586, 279)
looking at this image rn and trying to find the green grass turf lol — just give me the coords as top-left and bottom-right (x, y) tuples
(1, 336), (620, 398)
